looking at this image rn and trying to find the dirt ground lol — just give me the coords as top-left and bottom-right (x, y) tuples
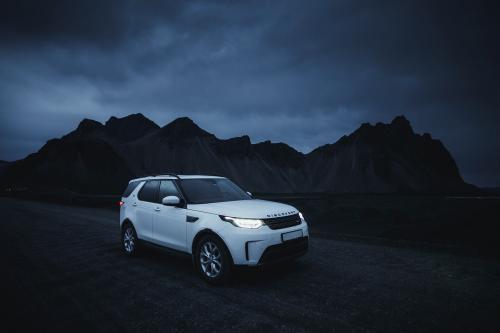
(1, 197), (499, 332)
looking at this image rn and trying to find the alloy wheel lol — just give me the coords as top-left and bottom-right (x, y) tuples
(199, 241), (222, 278)
(123, 227), (135, 253)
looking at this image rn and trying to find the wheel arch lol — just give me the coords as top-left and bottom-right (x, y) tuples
(121, 218), (135, 231)
(191, 229), (234, 265)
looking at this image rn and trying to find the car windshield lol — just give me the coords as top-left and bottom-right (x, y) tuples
(179, 178), (251, 204)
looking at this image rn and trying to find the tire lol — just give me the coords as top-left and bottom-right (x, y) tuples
(122, 224), (138, 256)
(195, 234), (233, 284)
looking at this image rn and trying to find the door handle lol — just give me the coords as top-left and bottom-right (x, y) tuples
(154, 207), (161, 212)
(132, 202), (137, 206)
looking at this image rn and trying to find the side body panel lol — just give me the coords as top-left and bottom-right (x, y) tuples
(120, 181), (154, 242)
(152, 205), (187, 252)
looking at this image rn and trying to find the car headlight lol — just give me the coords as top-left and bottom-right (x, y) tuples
(220, 215), (264, 229)
(299, 211), (306, 223)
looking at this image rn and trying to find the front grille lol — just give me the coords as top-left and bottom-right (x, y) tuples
(259, 236), (308, 264)
(263, 213), (301, 230)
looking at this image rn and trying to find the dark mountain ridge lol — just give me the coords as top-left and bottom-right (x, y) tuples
(305, 116), (466, 192)
(0, 114), (473, 194)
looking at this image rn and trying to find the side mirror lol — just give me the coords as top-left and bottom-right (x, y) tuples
(246, 191), (252, 197)
(162, 195), (181, 206)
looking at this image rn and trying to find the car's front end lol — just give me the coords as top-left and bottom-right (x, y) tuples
(186, 198), (309, 266)
(219, 211), (309, 265)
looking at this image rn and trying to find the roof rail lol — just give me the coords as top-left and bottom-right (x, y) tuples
(154, 173), (180, 179)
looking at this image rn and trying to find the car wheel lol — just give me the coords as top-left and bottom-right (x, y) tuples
(122, 224), (138, 255)
(195, 234), (233, 284)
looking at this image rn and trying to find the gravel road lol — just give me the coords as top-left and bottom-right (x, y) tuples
(1, 198), (499, 332)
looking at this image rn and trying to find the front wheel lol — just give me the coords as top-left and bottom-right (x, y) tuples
(195, 235), (233, 284)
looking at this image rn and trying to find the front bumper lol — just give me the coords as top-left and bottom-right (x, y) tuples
(219, 221), (309, 265)
(257, 236), (308, 265)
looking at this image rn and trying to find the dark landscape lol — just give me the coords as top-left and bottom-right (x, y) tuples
(2, 113), (500, 332)
(2, 197), (499, 332)
(2, 1), (499, 332)
(1, 113), (499, 333)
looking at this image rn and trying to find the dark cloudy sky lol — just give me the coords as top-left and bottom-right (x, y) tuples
(0, 0), (499, 186)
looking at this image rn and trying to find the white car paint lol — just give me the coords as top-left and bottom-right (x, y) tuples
(188, 199), (299, 219)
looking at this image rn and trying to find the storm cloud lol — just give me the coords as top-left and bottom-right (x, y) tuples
(1, 0), (499, 186)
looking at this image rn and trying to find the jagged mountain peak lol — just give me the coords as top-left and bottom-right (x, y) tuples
(159, 117), (214, 139)
(389, 115), (414, 134)
(222, 135), (251, 145)
(76, 119), (103, 133)
(105, 113), (156, 127)
(254, 140), (302, 154)
(164, 117), (197, 128)
(391, 115), (410, 126)
(340, 115), (416, 145)
(254, 140), (305, 169)
(104, 113), (159, 142)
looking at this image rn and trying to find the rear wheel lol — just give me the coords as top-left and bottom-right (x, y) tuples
(122, 224), (138, 255)
(195, 234), (232, 284)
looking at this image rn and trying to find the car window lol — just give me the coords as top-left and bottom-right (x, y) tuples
(179, 178), (251, 204)
(138, 180), (159, 203)
(159, 180), (180, 201)
(122, 181), (141, 198)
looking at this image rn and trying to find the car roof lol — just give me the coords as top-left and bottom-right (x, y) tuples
(129, 175), (225, 183)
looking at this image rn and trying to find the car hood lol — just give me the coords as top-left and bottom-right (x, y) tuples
(188, 199), (298, 219)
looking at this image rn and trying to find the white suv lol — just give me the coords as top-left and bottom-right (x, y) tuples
(119, 174), (309, 283)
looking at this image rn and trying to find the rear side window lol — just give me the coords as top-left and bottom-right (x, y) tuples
(138, 180), (160, 203)
(159, 180), (180, 200)
(122, 181), (140, 198)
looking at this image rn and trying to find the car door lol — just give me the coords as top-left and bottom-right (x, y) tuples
(152, 180), (187, 252)
(135, 180), (160, 242)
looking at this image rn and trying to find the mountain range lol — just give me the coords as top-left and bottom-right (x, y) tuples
(0, 114), (473, 194)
